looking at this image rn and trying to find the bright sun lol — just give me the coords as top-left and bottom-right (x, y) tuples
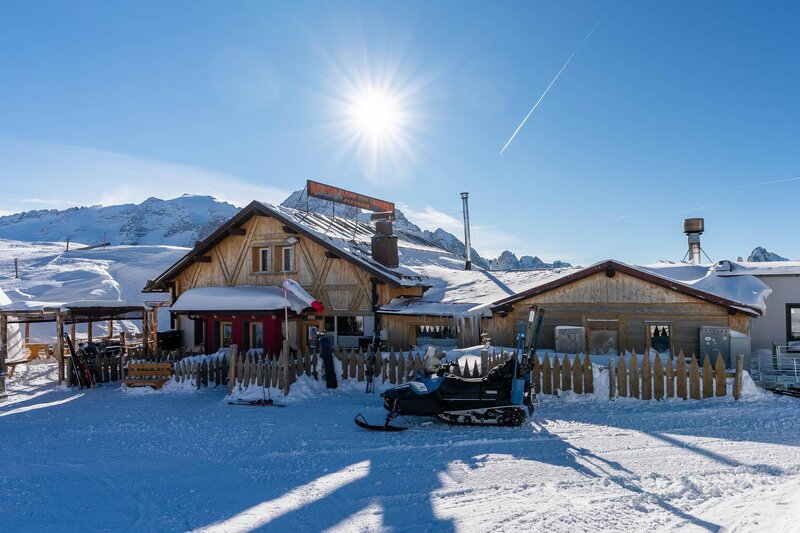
(347, 87), (404, 143)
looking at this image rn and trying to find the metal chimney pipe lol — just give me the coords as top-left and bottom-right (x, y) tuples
(460, 192), (472, 271)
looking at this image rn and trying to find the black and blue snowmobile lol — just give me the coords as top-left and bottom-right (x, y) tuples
(355, 306), (545, 431)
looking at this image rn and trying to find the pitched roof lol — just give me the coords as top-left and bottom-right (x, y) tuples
(490, 260), (769, 317)
(144, 201), (448, 292)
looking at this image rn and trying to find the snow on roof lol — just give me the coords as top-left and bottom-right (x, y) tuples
(260, 202), (460, 287)
(638, 262), (772, 313)
(255, 203), (584, 318)
(0, 299), (147, 314)
(715, 260), (800, 277)
(170, 286), (312, 314)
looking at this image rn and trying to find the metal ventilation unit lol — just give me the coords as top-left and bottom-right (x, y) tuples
(682, 218), (711, 264)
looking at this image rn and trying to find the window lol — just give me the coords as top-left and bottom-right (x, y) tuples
(253, 247), (271, 273)
(788, 304), (800, 343)
(220, 322), (233, 348)
(336, 316), (364, 336)
(324, 316), (335, 334)
(278, 245), (295, 272)
(250, 322), (264, 349)
(416, 324), (459, 348)
(648, 324), (671, 354)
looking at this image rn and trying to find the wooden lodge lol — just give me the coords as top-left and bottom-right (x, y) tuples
(144, 201), (769, 361)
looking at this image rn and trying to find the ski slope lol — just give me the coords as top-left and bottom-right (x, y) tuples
(0, 239), (188, 340)
(2, 363), (798, 532)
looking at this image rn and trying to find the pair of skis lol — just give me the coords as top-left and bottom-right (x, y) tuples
(63, 333), (94, 389)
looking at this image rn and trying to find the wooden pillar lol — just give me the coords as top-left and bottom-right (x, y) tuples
(87, 320), (93, 343)
(108, 319), (113, 339)
(142, 310), (150, 356)
(0, 314), (8, 399)
(70, 322), (76, 346)
(56, 313), (65, 383)
(24, 322), (30, 343)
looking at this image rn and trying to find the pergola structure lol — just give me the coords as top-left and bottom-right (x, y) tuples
(0, 300), (157, 397)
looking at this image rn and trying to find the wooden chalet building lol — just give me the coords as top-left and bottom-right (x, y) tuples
(144, 201), (771, 360)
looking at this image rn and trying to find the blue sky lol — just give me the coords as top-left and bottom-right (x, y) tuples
(1, 1), (798, 264)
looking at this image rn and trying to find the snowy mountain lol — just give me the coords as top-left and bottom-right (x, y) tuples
(491, 250), (571, 270)
(747, 247), (789, 262)
(0, 195), (240, 247)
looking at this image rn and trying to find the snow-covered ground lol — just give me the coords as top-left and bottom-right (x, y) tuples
(2, 362), (799, 532)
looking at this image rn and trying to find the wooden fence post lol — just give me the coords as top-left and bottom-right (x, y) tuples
(715, 355), (726, 397)
(542, 354), (552, 395)
(357, 349), (365, 382)
(552, 355), (561, 393)
(676, 351), (687, 400)
(629, 353), (640, 399)
(562, 355), (572, 391)
(617, 356), (628, 398)
(389, 350), (397, 384)
(689, 354), (700, 400)
(281, 341), (290, 396)
(608, 359), (616, 399)
(583, 355), (593, 394)
(641, 353), (652, 400)
(653, 354), (664, 401)
(666, 354), (674, 398)
(702, 355), (713, 398)
(572, 356), (583, 394)
(733, 354), (744, 400)
(532, 353), (541, 394)
(397, 352), (406, 384)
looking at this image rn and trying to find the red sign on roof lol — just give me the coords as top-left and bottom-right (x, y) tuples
(307, 180), (394, 213)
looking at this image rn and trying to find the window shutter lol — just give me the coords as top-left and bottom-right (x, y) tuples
(252, 247), (259, 272)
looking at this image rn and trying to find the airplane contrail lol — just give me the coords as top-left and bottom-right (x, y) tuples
(742, 176), (800, 187)
(500, 17), (603, 154)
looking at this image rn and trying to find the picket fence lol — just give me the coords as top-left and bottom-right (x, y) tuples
(531, 353), (595, 396)
(169, 346), (518, 392)
(609, 350), (745, 401)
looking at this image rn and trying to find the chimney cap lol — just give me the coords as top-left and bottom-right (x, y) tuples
(460, 192), (469, 199)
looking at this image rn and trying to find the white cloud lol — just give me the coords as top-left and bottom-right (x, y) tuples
(396, 203), (463, 234)
(0, 138), (289, 213)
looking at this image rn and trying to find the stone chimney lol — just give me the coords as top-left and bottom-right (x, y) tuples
(371, 212), (399, 268)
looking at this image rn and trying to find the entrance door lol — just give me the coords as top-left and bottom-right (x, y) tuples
(587, 319), (619, 355)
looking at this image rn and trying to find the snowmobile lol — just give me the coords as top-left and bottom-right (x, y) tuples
(355, 306), (545, 431)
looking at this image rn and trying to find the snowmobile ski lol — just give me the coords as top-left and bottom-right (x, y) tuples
(354, 413), (407, 432)
(228, 399), (286, 407)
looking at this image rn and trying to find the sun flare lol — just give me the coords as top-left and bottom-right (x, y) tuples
(347, 87), (404, 142)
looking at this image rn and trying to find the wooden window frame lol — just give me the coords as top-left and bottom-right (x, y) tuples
(220, 321), (233, 348)
(644, 321), (674, 355)
(253, 246), (272, 274)
(250, 321), (264, 350)
(278, 245), (295, 273)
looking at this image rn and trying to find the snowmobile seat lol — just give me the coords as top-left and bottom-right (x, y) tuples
(438, 376), (484, 396)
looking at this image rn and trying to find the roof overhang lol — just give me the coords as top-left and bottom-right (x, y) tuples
(489, 260), (763, 317)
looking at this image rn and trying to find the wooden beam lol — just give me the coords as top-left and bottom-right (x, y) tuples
(325, 251), (341, 259)
(87, 320), (93, 343)
(56, 313), (65, 383)
(227, 227), (246, 236)
(0, 314), (7, 400)
(193, 255), (212, 263)
(282, 225), (299, 234)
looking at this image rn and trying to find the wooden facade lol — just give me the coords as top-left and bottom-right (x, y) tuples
(159, 211), (423, 352)
(484, 269), (752, 356)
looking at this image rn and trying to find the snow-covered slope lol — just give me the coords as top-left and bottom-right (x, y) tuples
(747, 246), (789, 262)
(0, 239), (188, 340)
(0, 195), (239, 247)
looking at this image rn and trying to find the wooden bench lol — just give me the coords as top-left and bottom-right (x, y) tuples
(122, 362), (172, 389)
(5, 349), (41, 378)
